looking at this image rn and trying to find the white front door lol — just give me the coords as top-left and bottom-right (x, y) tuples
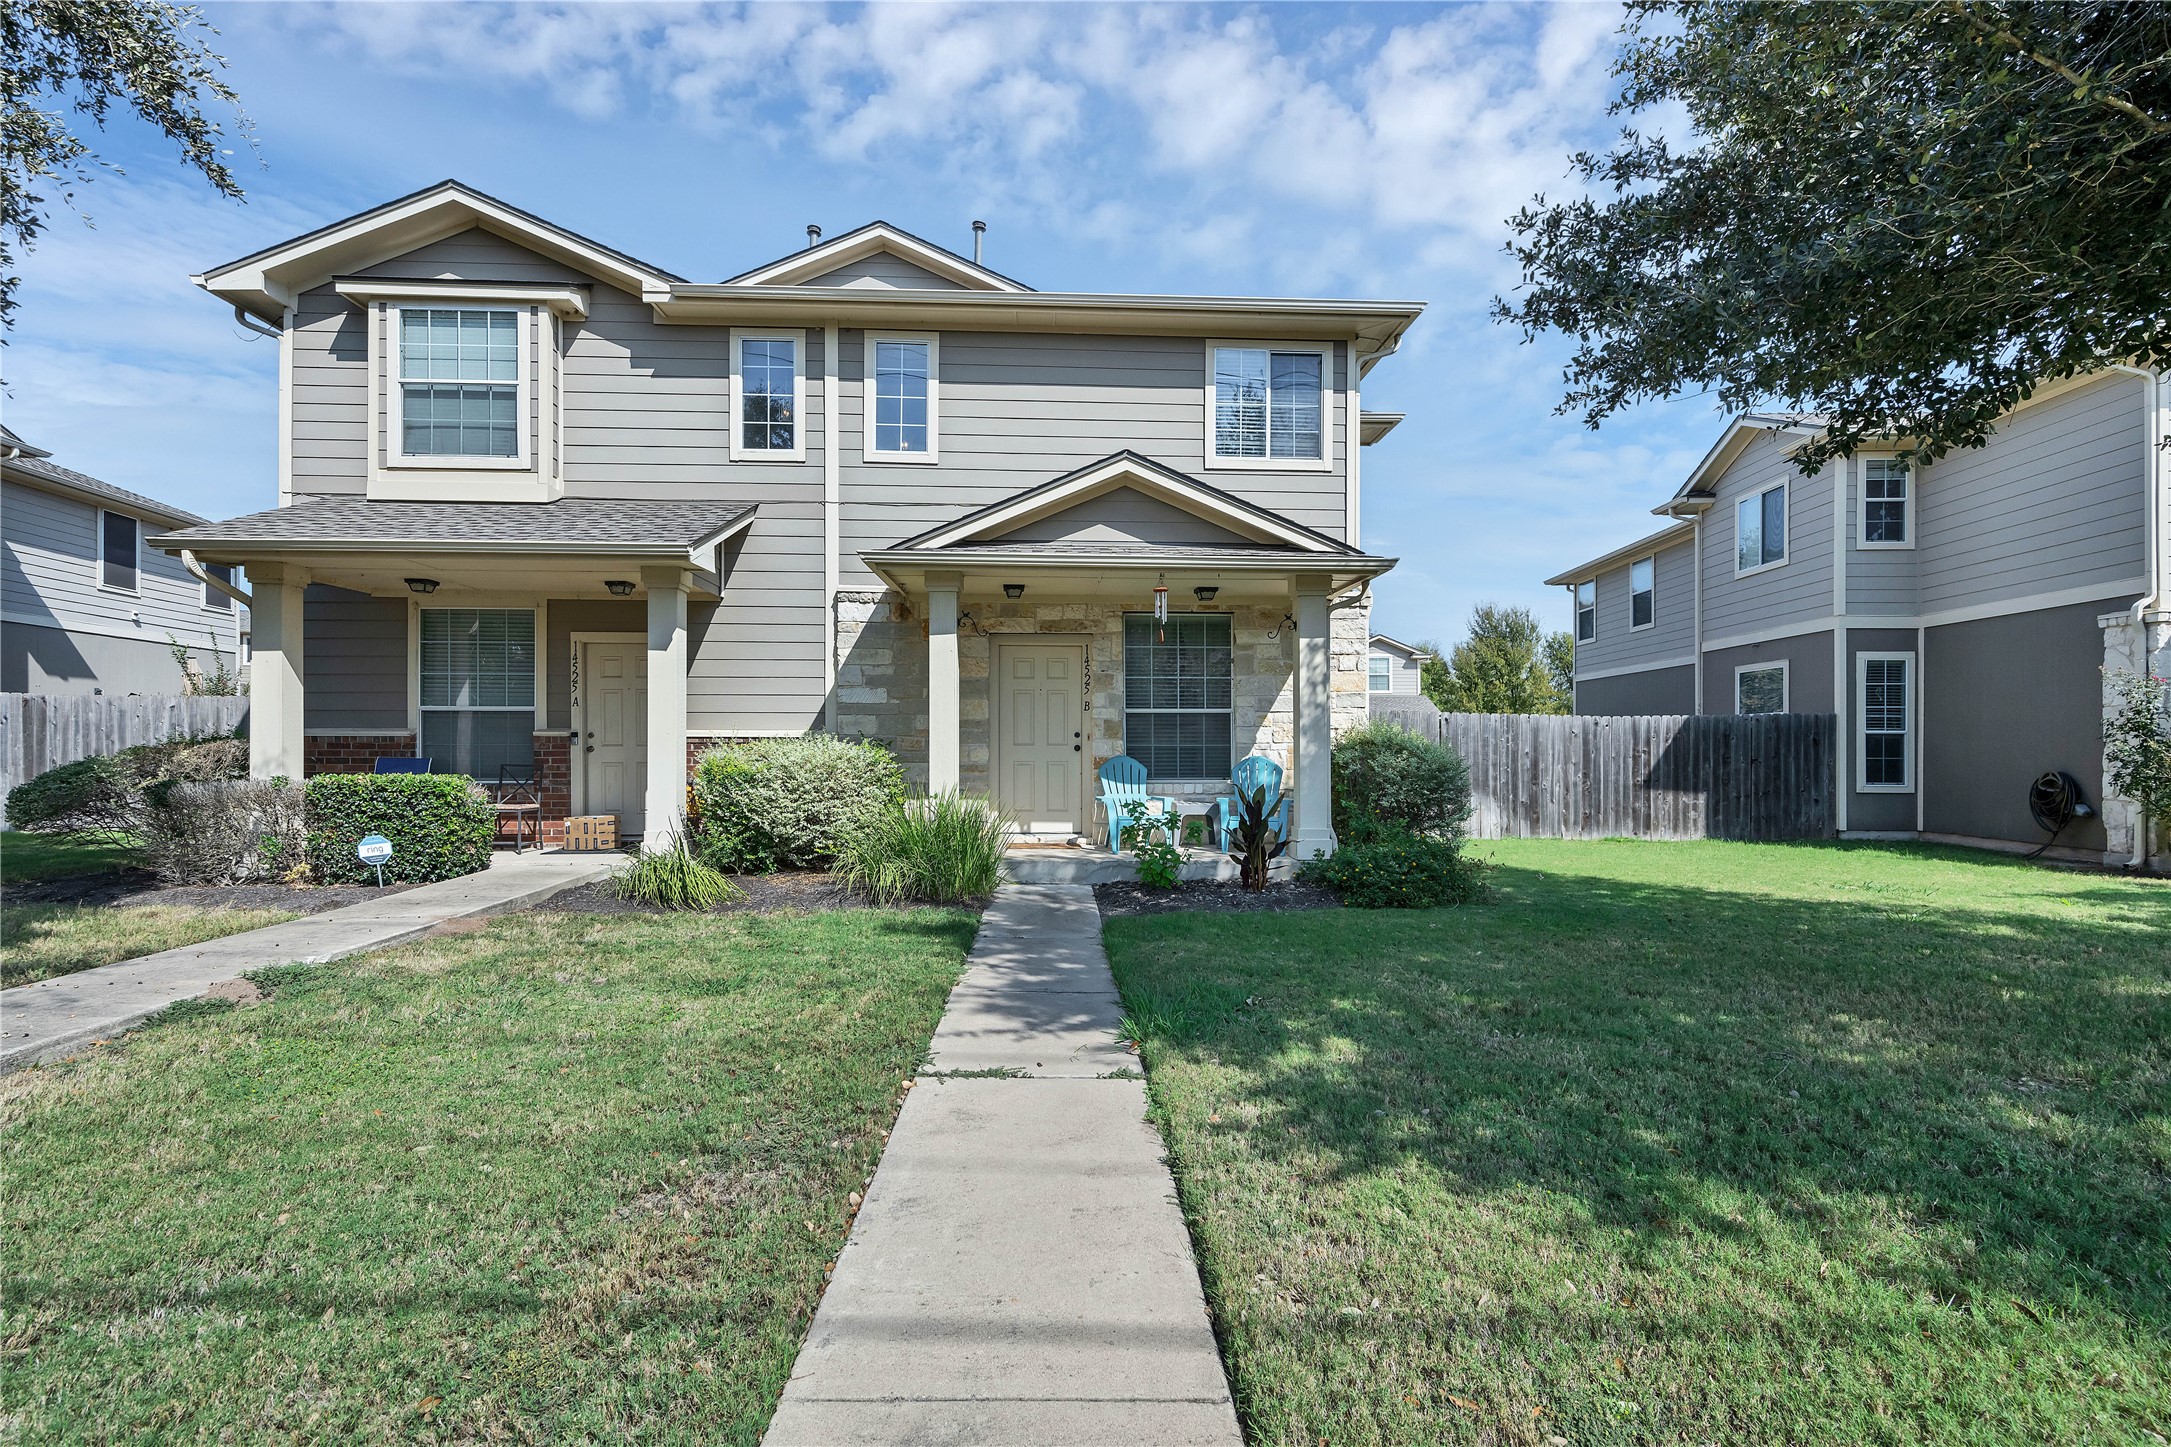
(582, 642), (648, 836)
(996, 642), (1086, 837)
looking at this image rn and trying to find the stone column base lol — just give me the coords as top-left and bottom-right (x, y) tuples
(2098, 609), (2171, 870)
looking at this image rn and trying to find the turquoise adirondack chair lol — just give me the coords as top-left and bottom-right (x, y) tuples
(1214, 755), (1290, 851)
(1097, 756), (1180, 852)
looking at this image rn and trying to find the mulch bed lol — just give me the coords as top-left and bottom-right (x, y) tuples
(537, 871), (885, 916)
(1094, 879), (1341, 918)
(1, 869), (420, 914)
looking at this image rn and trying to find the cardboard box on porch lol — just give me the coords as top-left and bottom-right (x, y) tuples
(563, 815), (618, 851)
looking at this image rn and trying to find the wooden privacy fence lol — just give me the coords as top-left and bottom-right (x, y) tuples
(1437, 711), (1836, 841)
(0, 693), (248, 825)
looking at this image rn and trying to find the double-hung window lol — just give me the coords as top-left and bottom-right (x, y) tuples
(1574, 580), (1596, 642)
(420, 608), (536, 779)
(1736, 662), (1787, 715)
(202, 562), (235, 611)
(1861, 459), (1911, 547)
(1210, 344), (1327, 466)
(99, 511), (137, 593)
(1736, 483), (1787, 573)
(1124, 614), (1233, 781)
(1858, 653), (1913, 790)
(1629, 557), (1655, 629)
(398, 308), (521, 460)
(866, 335), (937, 461)
(731, 330), (803, 460)
(1369, 654), (1393, 692)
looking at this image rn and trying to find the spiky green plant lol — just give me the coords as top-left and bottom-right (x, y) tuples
(840, 792), (1010, 904)
(610, 832), (740, 910)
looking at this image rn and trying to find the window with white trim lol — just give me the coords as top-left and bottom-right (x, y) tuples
(1211, 345), (1324, 462)
(1574, 580), (1596, 642)
(398, 308), (520, 459)
(419, 608), (536, 779)
(1736, 662), (1787, 715)
(1858, 653), (1913, 790)
(1369, 654), (1393, 691)
(99, 511), (138, 592)
(867, 335), (935, 459)
(1735, 484), (1787, 573)
(732, 331), (802, 459)
(202, 562), (234, 611)
(1124, 614), (1232, 780)
(1630, 556), (1655, 629)
(1861, 458), (1911, 547)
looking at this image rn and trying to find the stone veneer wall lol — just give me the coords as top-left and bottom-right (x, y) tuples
(2099, 609), (2171, 870)
(834, 590), (1371, 793)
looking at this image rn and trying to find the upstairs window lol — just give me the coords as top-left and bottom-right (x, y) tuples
(732, 331), (803, 460)
(1574, 580), (1596, 642)
(420, 608), (536, 780)
(1630, 556), (1655, 629)
(1124, 614), (1233, 781)
(1369, 654), (1393, 691)
(1211, 345), (1325, 464)
(99, 511), (137, 592)
(867, 335), (936, 461)
(1736, 483), (1787, 573)
(202, 562), (234, 611)
(398, 308), (520, 459)
(1859, 653), (1914, 790)
(1861, 458), (1911, 546)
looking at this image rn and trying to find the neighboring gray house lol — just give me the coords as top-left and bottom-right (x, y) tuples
(3, 426), (247, 695)
(1367, 633), (1430, 694)
(156, 182), (1418, 852)
(1548, 373), (2171, 867)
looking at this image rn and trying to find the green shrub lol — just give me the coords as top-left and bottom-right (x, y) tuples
(1330, 720), (1472, 842)
(1297, 829), (1487, 909)
(1134, 825), (1182, 889)
(143, 780), (308, 885)
(839, 792), (1010, 904)
(304, 774), (496, 884)
(692, 736), (904, 873)
(6, 736), (248, 838)
(611, 839), (740, 910)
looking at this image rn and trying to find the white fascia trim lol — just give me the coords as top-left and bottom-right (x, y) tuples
(862, 332), (940, 465)
(1573, 656), (1696, 683)
(727, 224), (1028, 292)
(1201, 339), (1335, 474)
(1358, 411), (1404, 445)
(1, 608), (216, 648)
(1732, 658), (1790, 713)
(336, 277), (590, 318)
(1916, 578), (2149, 630)
(1701, 617), (1836, 653)
(908, 457), (1335, 553)
(727, 327), (809, 463)
(1544, 522), (1694, 587)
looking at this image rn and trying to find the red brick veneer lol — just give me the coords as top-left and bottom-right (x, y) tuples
(303, 734), (416, 776)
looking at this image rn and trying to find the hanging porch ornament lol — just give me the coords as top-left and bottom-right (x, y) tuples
(1153, 573), (1169, 640)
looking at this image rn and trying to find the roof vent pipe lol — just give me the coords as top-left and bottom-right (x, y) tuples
(971, 219), (986, 265)
(806, 224), (822, 249)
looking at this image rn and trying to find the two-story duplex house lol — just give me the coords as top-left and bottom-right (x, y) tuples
(155, 182), (1418, 853)
(4, 425), (247, 695)
(1547, 371), (2171, 868)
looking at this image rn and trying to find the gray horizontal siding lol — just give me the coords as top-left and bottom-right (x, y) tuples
(1700, 431), (1834, 639)
(2, 477), (236, 646)
(1844, 457), (1919, 617)
(1574, 538), (1696, 676)
(289, 286), (369, 497)
(303, 585), (406, 729)
(352, 228), (593, 285)
(1001, 487), (1252, 546)
(801, 254), (966, 290)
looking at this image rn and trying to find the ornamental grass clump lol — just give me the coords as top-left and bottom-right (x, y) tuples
(840, 792), (1010, 905)
(611, 835), (740, 911)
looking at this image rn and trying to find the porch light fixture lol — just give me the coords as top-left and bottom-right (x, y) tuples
(1003, 582), (1025, 599)
(405, 577), (439, 595)
(605, 579), (636, 597)
(1192, 586), (1219, 603)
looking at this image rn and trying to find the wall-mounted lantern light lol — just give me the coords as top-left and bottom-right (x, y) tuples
(1003, 582), (1026, 599)
(605, 579), (636, 597)
(405, 578), (439, 595)
(1192, 586), (1219, 603)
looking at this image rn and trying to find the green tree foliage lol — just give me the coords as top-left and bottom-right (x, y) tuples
(1543, 630), (1576, 704)
(2, 0), (252, 328)
(1426, 604), (1571, 715)
(1497, 1), (2171, 469)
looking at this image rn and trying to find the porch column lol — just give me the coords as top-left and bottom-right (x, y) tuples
(642, 565), (690, 852)
(926, 572), (961, 795)
(248, 563), (308, 780)
(1291, 574), (1335, 860)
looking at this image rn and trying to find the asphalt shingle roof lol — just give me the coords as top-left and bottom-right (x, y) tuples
(2, 441), (207, 528)
(154, 498), (755, 550)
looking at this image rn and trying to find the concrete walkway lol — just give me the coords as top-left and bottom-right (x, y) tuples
(764, 883), (1242, 1447)
(0, 849), (612, 1072)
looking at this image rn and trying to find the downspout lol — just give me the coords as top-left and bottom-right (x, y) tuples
(2108, 364), (2170, 866)
(232, 304), (280, 341)
(181, 549), (252, 607)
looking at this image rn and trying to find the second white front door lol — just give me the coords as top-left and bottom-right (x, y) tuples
(582, 641), (648, 836)
(996, 642), (1086, 837)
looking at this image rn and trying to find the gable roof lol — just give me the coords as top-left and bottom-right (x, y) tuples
(150, 498), (754, 560)
(1544, 521), (1696, 587)
(197, 180), (685, 322)
(725, 220), (1032, 293)
(1, 436), (206, 528)
(1657, 412), (1828, 514)
(1, 424), (53, 459)
(1368, 633), (1433, 660)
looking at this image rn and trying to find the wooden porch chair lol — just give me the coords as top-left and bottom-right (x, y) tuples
(1214, 754), (1290, 851)
(490, 763), (542, 853)
(1096, 756), (1179, 852)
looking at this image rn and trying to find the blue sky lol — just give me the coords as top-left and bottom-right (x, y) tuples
(5, 0), (1728, 646)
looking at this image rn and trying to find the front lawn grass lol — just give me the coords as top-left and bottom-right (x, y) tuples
(0, 830), (140, 884)
(3, 905), (978, 1443)
(1, 903), (303, 987)
(1105, 839), (2170, 1446)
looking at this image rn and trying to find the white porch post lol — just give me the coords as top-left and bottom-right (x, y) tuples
(642, 565), (690, 852)
(248, 563), (308, 780)
(1292, 574), (1335, 860)
(927, 571), (961, 795)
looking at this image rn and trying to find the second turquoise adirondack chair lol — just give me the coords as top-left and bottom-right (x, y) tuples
(1097, 756), (1179, 852)
(1214, 754), (1290, 851)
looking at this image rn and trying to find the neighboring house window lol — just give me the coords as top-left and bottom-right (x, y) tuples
(1574, 580), (1596, 642)
(1630, 556), (1655, 629)
(1735, 662), (1788, 715)
(99, 511), (137, 592)
(398, 308), (520, 459)
(731, 331), (803, 460)
(202, 562), (234, 611)
(1369, 655), (1393, 691)
(1861, 458), (1911, 546)
(1211, 345), (1325, 463)
(1858, 653), (1914, 790)
(419, 608), (536, 779)
(866, 335), (937, 461)
(239, 632), (252, 666)
(1124, 613), (1232, 780)
(1735, 484), (1787, 573)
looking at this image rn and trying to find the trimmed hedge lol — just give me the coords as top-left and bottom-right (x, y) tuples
(692, 736), (904, 872)
(1329, 719), (1472, 842)
(304, 774), (496, 884)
